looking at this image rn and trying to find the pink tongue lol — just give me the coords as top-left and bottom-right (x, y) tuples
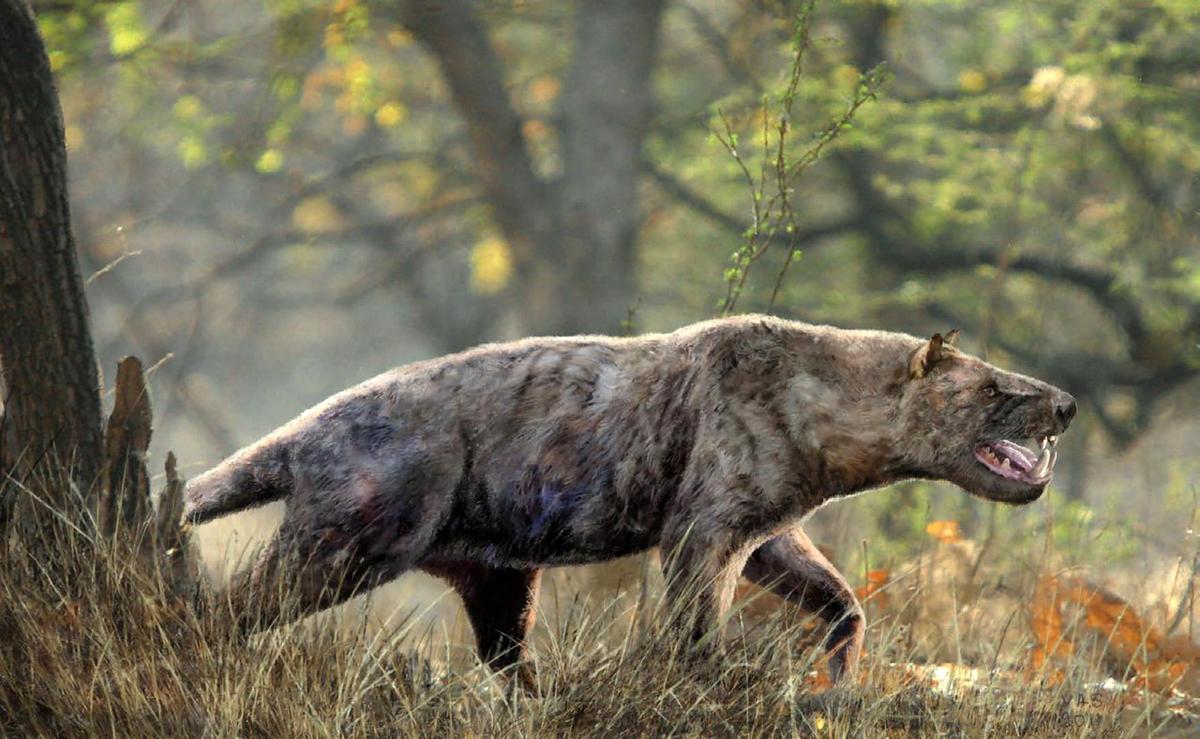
(991, 440), (1035, 470)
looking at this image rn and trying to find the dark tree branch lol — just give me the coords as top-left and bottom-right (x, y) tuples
(1099, 120), (1199, 229)
(905, 248), (1149, 347)
(394, 0), (551, 253)
(833, 149), (1155, 348)
(644, 157), (859, 248)
(98, 193), (474, 346)
(680, 2), (762, 93)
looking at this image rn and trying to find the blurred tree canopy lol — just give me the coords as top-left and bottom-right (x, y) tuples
(29, 0), (1199, 474)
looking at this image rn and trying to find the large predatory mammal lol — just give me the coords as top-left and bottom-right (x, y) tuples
(184, 316), (1076, 684)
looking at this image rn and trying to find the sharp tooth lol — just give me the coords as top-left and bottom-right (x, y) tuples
(1000, 458), (1011, 469)
(1033, 448), (1051, 477)
(1040, 437), (1048, 450)
(1049, 435), (1058, 446)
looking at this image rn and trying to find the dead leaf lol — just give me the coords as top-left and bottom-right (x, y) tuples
(855, 569), (891, 610)
(925, 520), (963, 543)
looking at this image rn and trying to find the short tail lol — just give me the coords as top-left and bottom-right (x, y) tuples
(183, 441), (293, 525)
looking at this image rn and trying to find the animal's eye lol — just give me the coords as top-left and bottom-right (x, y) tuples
(982, 383), (1000, 398)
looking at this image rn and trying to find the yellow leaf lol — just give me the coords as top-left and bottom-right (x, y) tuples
(172, 94), (204, 121)
(1025, 66), (1065, 108)
(255, 149), (284, 174)
(324, 23), (345, 49)
(522, 118), (551, 143)
(529, 75), (560, 105)
(470, 235), (513, 294)
(64, 125), (84, 151)
(105, 1), (148, 56)
(178, 135), (209, 169)
(958, 69), (987, 94)
(48, 50), (67, 72)
(292, 196), (343, 233)
(374, 101), (407, 128)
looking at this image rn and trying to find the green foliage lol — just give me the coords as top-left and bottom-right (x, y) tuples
(104, 1), (149, 56)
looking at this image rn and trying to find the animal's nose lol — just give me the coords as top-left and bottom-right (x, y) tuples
(1054, 392), (1077, 431)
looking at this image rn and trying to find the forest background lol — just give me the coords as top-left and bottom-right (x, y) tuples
(2, 0), (1199, 733)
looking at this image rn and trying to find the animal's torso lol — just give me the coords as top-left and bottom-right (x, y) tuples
(416, 336), (702, 566)
(284, 331), (710, 568)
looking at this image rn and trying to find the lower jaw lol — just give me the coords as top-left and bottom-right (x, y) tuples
(997, 487), (1046, 504)
(973, 476), (1049, 504)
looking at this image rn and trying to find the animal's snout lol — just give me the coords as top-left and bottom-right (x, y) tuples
(1053, 392), (1077, 431)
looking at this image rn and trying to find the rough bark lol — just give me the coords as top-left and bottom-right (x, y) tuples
(97, 356), (199, 589)
(396, 0), (665, 336)
(0, 0), (103, 508)
(98, 356), (152, 538)
(156, 450), (200, 592)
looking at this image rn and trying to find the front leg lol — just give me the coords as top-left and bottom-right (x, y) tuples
(659, 519), (754, 654)
(742, 527), (864, 682)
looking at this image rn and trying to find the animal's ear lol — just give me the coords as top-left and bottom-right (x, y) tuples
(944, 329), (961, 348)
(909, 333), (951, 380)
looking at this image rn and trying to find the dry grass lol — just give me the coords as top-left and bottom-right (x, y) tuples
(0, 490), (1194, 738)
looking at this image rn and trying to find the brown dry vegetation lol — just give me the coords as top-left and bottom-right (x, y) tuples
(2, 475), (1198, 738)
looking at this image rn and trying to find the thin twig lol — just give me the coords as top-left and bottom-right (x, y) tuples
(86, 250), (143, 285)
(714, 1), (887, 316)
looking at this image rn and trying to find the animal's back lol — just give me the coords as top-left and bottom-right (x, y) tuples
(184, 328), (704, 558)
(394, 331), (702, 566)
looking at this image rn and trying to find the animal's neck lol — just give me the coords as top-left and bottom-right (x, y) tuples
(801, 342), (910, 498)
(815, 410), (906, 498)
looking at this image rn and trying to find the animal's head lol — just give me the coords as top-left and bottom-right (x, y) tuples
(897, 331), (1076, 504)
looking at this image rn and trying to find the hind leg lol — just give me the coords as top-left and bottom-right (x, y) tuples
(221, 456), (458, 633)
(423, 561), (542, 690)
(221, 516), (394, 633)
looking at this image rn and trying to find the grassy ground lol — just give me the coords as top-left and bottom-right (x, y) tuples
(0, 495), (1196, 738)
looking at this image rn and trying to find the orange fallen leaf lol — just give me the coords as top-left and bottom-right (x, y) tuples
(925, 520), (962, 543)
(803, 668), (834, 693)
(1062, 579), (1161, 658)
(1026, 575), (1200, 694)
(855, 569), (891, 610)
(1130, 659), (1190, 693)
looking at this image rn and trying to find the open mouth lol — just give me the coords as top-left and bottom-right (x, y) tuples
(974, 435), (1059, 486)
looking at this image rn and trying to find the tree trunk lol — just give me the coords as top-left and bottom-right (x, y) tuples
(398, 0), (664, 338)
(0, 0), (103, 513)
(543, 0), (663, 336)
